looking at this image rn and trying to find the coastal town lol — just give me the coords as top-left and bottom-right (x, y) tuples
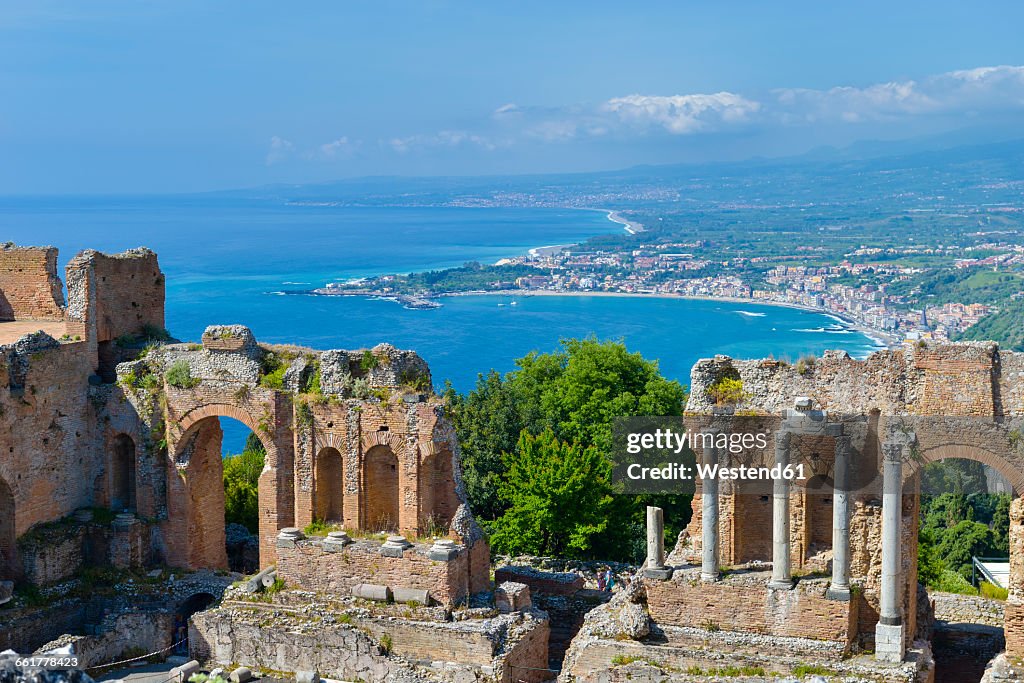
(311, 214), (1024, 348)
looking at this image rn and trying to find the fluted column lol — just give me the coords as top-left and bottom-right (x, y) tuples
(701, 435), (720, 582)
(875, 438), (907, 662)
(828, 434), (851, 600)
(770, 429), (793, 589)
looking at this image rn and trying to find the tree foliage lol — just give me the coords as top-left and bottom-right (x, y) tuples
(445, 337), (688, 561)
(917, 460), (1010, 591)
(223, 433), (266, 533)
(490, 430), (613, 557)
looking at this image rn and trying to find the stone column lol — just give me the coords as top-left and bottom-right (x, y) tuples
(643, 506), (672, 580)
(701, 436), (720, 582)
(828, 433), (851, 601)
(770, 429), (793, 589)
(875, 439), (906, 663)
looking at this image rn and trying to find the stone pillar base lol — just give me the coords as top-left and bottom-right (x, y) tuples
(700, 571), (719, 583)
(768, 579), (794, 590)
(642, 567), (673, 580)
(874, 623), (905, 663)
(826, 585), (851, 601)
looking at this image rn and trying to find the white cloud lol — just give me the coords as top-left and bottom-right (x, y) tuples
(265, 136), (295, 165)
(315, 136), (356, 160)
(772, 65), (1024, 124)
(602, 92), (762, 134)
(389, 130), (499, 153)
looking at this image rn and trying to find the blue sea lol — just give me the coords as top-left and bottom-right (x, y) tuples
(0, 195), (881, 449)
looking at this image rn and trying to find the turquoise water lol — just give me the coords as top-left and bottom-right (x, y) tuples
(0, 196), (880, 448)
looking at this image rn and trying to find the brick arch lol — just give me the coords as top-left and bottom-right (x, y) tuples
(173, 403), (277, 461)
(167, 403), (282, 572)
(314, 447), (344, 523)
(419, 446), (459, 533)
(363, 444), (399, 532)
(361, 429), (399, 451)
(906, 443), (1024, 496)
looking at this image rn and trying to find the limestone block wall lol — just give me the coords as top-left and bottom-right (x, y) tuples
(931, 592), (1005, 627)
(0, 245), (65, 321)
(275, 538), (473, 606)
(190, 607), (550, 683)
(686, 342), (1020, 418)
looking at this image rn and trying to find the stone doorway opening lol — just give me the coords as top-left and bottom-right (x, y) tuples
(110, 433), (137, 512)
(364, 444), (399, 532)
(173, 416), (270, 572)
(314, 447), (344, 524)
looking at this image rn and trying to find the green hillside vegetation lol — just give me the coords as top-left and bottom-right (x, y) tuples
(888, 267), (1024, 306)
(958, 298), (1024, 351)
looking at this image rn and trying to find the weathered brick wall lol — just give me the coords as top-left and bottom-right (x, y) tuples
(0, 245), (64, 321)
(276, 538), (471, 605)
(65, 248), (164, 343)
(644, 573), (857, 645)
(0, 340), (99, 542)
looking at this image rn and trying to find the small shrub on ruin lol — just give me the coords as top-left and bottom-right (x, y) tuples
(378, 633), (393, 655)
(795, 354), (817, 375)
(360, 349), (379, 371)
(165, 360), (199, 389)
(352, 378), (371, 399)
(706, 376), (748, 407)
(141, 324), (172, 343)
(303, 518), (334, 537)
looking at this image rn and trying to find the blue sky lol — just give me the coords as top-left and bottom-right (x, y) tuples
(2, 1), (1024, 193)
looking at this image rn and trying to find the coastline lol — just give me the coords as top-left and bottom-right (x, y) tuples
(436, 289), (899, 350)
(577, 207), (645, 234)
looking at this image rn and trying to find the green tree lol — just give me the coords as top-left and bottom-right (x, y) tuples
(936, 519), (996, 579)
(445, 337), (689, 560)
(490, 430), (613, 558)
(223, 434), (266, 533)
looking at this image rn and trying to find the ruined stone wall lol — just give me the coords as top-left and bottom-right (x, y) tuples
(190, 606), (550, 683)
(65, 248), (164, 344)
(931, 592), (1005, 627)
(686, 343), (1021, 418)
(644, 573), (856, 645)
(0, 338), (99, 542)
(0, 245), (65, 321)
(275, 538), (471, 606)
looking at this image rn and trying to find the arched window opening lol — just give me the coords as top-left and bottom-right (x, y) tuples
(315, 447), (345, 523)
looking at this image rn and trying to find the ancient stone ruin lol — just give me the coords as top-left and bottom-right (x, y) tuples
(5, 241), (1024, 682)
(0, 244), (547, 682)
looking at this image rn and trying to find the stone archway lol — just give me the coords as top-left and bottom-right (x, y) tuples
(168, 408), (280, 571)
(0, 476), (14, 578)
(419, 446), (459, 534)
(314, 447), (344, 523)
(110, 433), (137, 512)
(364, 445), (399, 532)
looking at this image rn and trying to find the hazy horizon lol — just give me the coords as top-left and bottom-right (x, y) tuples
(3, 1), (1024, 194)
